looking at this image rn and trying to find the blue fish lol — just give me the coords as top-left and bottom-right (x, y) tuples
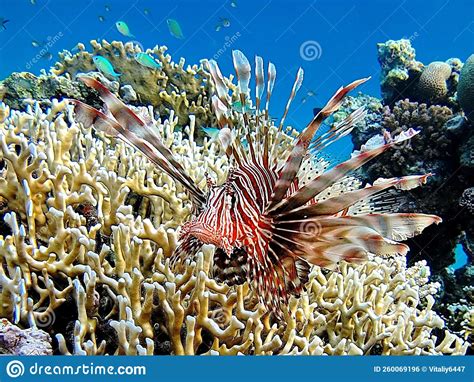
(116, 21), (134, 38)
(201, 127), (220, 141)
(93, 56), (121, 78)
(134, 53), (162, 70)
(167, 19), (184, 39)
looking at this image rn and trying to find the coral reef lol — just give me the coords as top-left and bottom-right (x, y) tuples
(377, 39), (423, 105)
(0, 100), (468, 355)
(0, 71), (101, 111)
(460, 187), (474, 214)
(349, 96), (474, 264)
(458, 54), (474, 121)
(377, 39), (461, 106)
(351, 39), (473, 340)
(0, 319), (52, 355)
(416, 62), (452, 103)
(0, 40), (220, 129)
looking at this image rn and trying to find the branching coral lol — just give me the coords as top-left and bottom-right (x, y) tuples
(0, 100), (468, 355)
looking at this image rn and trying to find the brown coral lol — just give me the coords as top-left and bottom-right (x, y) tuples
(417, 62), (452, 103)
(458, 54), (474, 121)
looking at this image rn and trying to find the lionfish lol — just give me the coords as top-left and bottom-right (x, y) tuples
(70, 50), (441, 318)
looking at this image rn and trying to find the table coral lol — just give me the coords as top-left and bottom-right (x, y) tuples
(0, 100), (468, 355)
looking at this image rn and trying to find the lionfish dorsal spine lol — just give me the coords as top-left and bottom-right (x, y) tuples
(232, 50), (258, 163)
(269, 67), (304, 165)
(265, 77), (370, 212)
(254, 55), (265, 157)
(207, 59), (230, 108)
(263, 62), (276, 167)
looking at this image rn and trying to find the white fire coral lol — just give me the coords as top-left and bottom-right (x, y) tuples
(0, 101), (468, 355)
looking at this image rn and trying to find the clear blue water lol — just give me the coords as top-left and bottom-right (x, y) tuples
(1, 0), (473, 160)
(449, 244), (469, 271)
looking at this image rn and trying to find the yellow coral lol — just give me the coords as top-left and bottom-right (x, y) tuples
(0, 101), (468, 355)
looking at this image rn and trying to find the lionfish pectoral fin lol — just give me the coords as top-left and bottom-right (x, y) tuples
(170, 236), (203, 271)
(278, 175), (433, 219)
(212, 247), (248, 285)
(268, 131), (422, 216)
(77, 76), (206, 208)
(67, 99), (121, 137)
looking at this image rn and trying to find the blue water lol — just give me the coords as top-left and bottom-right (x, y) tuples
(0, 0), (473, 160)
(449, 244), (469, 271)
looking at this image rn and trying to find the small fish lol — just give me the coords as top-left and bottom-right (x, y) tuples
(220, 18), (231, 27)
(30, 0), (37, 4)
(167, 18), (184, 39)
(306, 90), (315, 97)
(41, 51), (53, 60)
(134, 53), (162, 70)
(116, 21), (134, 37)
(98, 15), (105, 22)
(0, 18), (9, 31)
(31, 40), (42, 48)
(301, 97), (307, 104)
(105, 5), (111, 11)
(201, 127), (220, 141)
(230, 1), (237, 7)
(215, 24), (221, 32)
(143, 8), (150, 15)
(93, 55), (121, 78)
(232, 100), (255, 114)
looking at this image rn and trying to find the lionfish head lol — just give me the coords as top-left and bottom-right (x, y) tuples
(179, 183), (237, 256)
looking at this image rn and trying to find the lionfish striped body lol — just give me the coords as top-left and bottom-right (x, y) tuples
(72, 50), (441, 318)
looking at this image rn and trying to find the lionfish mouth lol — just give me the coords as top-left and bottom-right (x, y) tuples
(179, 221), (233, 255)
